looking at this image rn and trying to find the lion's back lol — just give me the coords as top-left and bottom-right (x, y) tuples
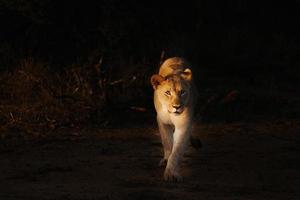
(159, 57), (191, 77)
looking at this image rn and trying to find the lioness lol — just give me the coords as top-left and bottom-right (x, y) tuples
(151, 57), (198, 181)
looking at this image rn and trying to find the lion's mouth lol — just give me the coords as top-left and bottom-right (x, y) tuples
(172, 109), (183, 115)
(168, 107), (184, 115)
(168, 110), (182, 114)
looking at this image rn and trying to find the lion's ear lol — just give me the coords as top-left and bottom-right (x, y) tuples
(151, 74), (165, 90)
(181, 68), (192, 81)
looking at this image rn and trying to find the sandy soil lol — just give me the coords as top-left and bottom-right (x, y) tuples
(0, 120), (299, 200)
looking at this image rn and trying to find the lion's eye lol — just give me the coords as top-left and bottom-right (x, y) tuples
(180, 90), (186, 96)
(165, 91), (171, 96)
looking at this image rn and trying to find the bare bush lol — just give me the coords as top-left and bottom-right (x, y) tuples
(0, 57), (153, 137)
(0, 58), (104, 136)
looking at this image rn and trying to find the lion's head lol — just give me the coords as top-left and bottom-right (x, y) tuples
(151, 68), (192, 114)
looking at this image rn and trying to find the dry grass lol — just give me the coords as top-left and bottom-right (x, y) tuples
(0, 59), (84, 136)
(0, 58), (110, 136)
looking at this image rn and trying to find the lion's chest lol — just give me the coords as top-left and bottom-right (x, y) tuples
(157, 109), (172, 124)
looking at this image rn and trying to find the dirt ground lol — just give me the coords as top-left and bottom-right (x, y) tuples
(0, 118), (299, 200)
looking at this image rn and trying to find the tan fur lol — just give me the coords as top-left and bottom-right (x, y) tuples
(151, 57), (197, 181)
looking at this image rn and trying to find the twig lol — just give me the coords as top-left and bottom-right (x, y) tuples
(130, 106), (147, 112)
(9, 112), (15, 122)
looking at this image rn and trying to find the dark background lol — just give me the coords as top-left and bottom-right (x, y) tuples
(1, 0), (300, 71)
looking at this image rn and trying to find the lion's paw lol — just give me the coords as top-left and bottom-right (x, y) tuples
(164, 168), (183, 182)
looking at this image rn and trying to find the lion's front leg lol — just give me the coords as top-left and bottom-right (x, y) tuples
(164, 126), (190, 181)
(157, 117), (173, 167)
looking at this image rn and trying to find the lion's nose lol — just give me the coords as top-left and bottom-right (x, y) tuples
(173, 105), (181, 109)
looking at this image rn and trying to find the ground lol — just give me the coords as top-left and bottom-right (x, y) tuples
(0, 117), (299, 200)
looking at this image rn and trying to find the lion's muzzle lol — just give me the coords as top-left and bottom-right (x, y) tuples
(169, 104), (184, 114)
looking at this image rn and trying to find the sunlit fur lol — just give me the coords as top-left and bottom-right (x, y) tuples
(151, 57), (197, 181)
